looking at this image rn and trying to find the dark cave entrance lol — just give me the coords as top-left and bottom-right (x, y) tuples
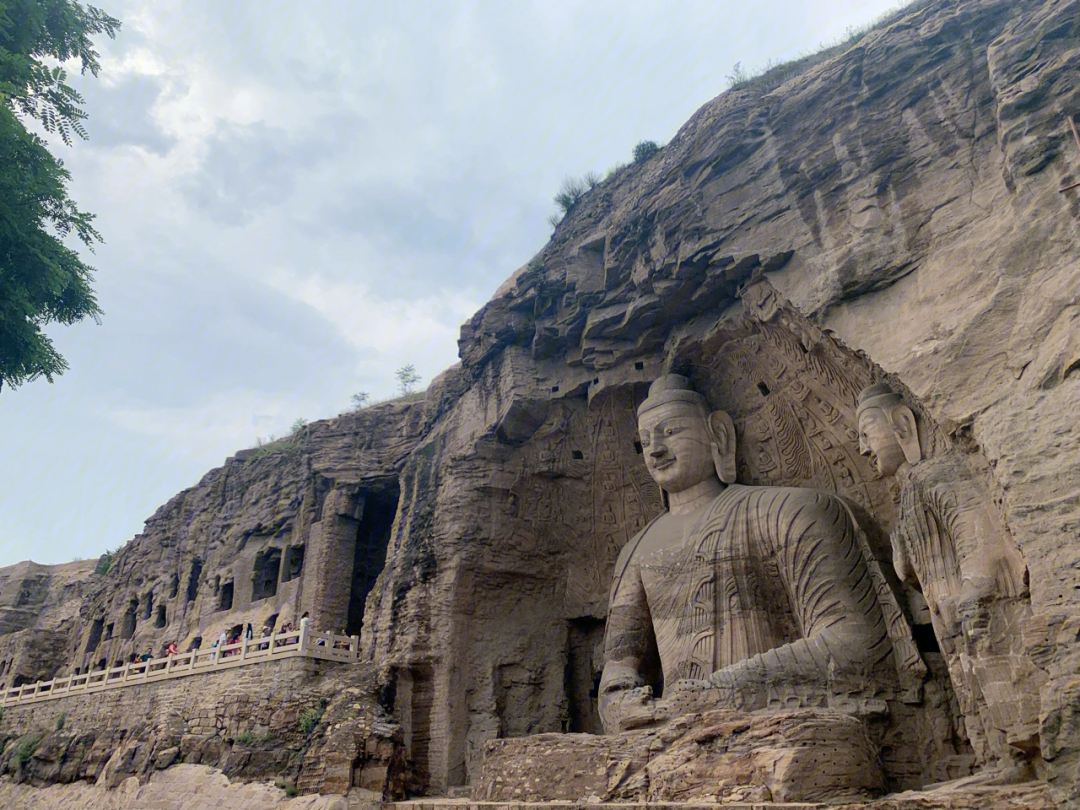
(252, 548), (282, 600)
(565, 617), (605, 734)
(346, 483), (400, 637)
(85, 618), (104, 653)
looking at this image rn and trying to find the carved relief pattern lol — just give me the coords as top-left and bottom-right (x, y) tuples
(688, 288), (898, 530)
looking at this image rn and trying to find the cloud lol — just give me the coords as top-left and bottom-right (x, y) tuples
(79, 74), (177, 154)
(107, 388), (316, 461)
(179, 114), (362, 226)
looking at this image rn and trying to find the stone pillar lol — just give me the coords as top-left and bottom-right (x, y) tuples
(301, 486), (363, 633)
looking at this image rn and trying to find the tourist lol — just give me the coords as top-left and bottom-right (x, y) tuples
(244, 623), (253, 641)
(166, 642), (178, 656)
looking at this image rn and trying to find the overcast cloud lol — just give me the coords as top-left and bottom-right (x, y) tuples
(0, 0), (904, 566)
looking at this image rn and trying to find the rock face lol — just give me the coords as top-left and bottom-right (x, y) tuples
(363, 0), (1080, 799)
(0, 399), (428, 684)
(4, 0), (1080, 805)
(476, 710), (885, 804)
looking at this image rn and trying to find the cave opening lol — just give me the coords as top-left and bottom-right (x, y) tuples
(186, 558), (202, 603)
(155, 605), (167, 628)
(564, 617), (605, 734)
(219, 581), (234, 611)
(252, 548), (282, 600)
(143, 590), (154, 620)
(120, 599), (138, 639)
(346, 483), (400, 637)
(281, 545), (305, 582)
(85, 618), (104, 653)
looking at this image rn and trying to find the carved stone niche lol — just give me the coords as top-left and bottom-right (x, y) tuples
(473, 280), (988, 802)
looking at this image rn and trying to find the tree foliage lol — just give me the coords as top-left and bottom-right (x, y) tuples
(0, 1), (120, 392)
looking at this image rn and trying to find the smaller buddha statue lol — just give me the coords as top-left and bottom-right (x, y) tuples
(857, 382), (1043, 776)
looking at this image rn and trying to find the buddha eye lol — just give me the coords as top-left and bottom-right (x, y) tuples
(664, 426), (683, 437)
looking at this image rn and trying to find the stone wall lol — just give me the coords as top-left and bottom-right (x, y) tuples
(0, 656), (403, 797)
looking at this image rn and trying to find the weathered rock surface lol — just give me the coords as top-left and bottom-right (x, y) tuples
(3, 0), (1080, 805)
(0, 399), (428, 681)
(476, 710), (884, 804)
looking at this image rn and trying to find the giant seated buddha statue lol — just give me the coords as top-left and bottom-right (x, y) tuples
(599, 374), (925, 732)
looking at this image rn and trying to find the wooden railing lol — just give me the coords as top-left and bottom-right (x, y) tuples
(0, 626), (359, 708)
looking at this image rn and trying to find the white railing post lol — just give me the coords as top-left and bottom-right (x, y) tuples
(350, 635), (360, 660)
(298, 623), (308, 652)
(241, 636), (248, 661)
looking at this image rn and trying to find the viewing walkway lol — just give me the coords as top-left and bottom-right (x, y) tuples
(0, 626), (359, 708)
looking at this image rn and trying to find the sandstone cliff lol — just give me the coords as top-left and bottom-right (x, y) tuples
(365, 0), (1080, 796)
(2, 0), (1080, 805)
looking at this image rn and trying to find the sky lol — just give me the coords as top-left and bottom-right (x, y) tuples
(0, 0), (906, 567)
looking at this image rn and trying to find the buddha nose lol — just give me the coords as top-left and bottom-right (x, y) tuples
(858, 435), (870, 457)
(649, 442), (667, 458)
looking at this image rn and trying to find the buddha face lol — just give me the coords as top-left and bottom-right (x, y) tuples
(858, 406), (908, 477)
(638, 400), (718, 494)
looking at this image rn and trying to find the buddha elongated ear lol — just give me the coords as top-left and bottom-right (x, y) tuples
(706, 410), (737, 484)
(890, 405), (922, 465)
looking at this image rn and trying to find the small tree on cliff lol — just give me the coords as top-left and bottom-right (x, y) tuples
(395, 364), (420, 396)
(0, 1), (121, 392)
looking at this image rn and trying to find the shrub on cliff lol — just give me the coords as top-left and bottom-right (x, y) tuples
(547, 172), (601, 228)
(633, 140), (660, 163)
(298, 706), (323, 735)
(13, 733), (43, 768)
(95, 544), (122, 575)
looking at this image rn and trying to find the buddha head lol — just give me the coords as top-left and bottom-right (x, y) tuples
(856, 382), (922, 477)
(637, 375), (736, 495)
